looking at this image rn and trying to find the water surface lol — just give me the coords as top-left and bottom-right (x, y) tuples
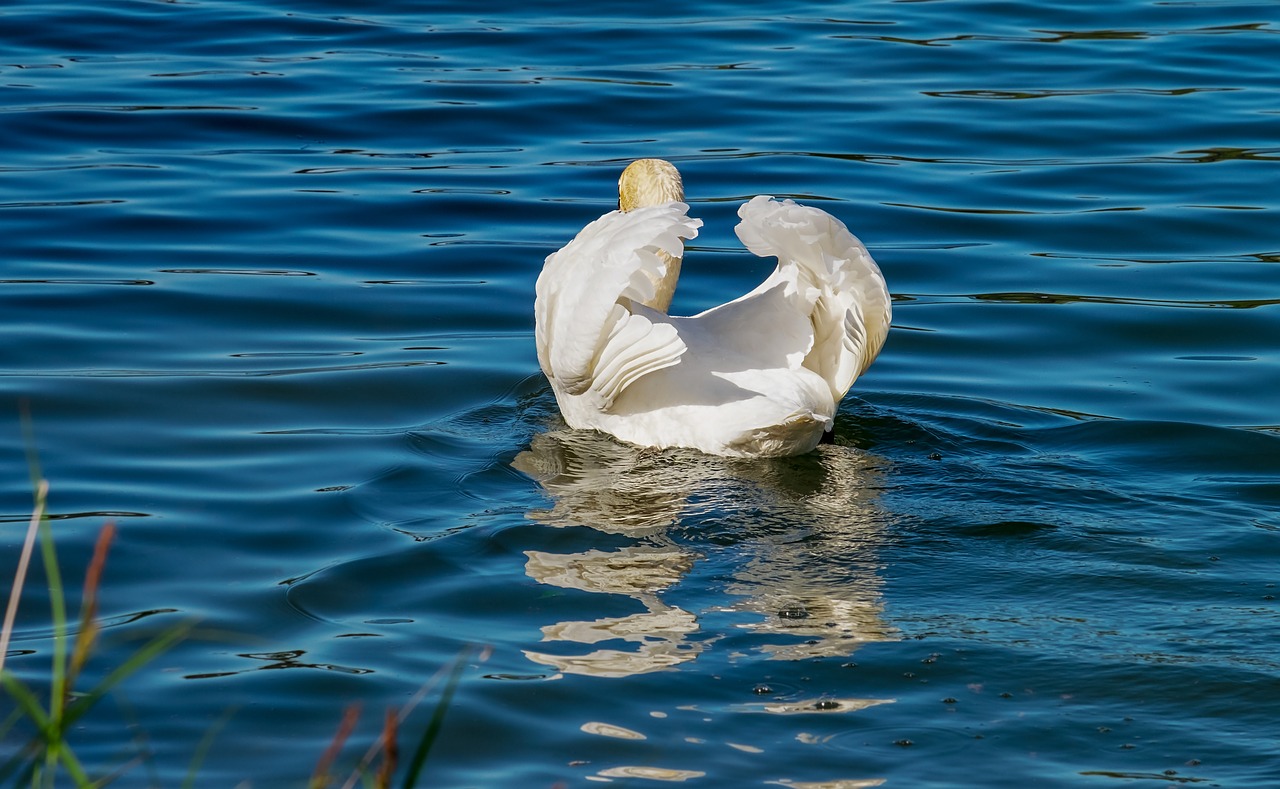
(3, 1), (1279, 786)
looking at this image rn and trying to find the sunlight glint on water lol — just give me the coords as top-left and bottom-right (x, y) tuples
(2, 1), (1279, 786)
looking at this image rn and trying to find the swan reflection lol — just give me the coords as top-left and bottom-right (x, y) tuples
(522, 546), (703, 678)
(513, 425), (896, 677)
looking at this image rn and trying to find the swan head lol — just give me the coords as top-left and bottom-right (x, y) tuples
(619, 158), (684, 212)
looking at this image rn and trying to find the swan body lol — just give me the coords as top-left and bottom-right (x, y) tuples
(534, 159), (890, 458)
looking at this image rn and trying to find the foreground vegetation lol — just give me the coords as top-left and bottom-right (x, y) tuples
(2, 471), (470, 787)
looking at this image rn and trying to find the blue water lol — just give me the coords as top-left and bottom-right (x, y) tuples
(3, 1), (1279, 786)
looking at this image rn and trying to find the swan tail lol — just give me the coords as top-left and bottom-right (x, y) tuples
(734, 195), (891, 401)
(724, 409), (832, 458)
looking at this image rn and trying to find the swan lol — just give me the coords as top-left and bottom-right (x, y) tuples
(534, 159), (890, 458)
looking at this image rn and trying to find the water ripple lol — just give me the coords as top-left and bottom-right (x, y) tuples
(4, 0), (1279, 785)
(2, 361), (442, 378)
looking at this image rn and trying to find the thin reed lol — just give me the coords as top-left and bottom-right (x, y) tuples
(0, 477), (189, 787)
(2, 473), (480, 787)
(310, 644), (485, 789)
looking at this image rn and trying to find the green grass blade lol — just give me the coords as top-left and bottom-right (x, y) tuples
(20, 402), (43, 498)
(36, 503), (66, 685)
(1, 671), (54, 738)
(400, 646), (472, 789)
(182, 705), (238, 789)
(0, 680), (43, 786)
(1, 672), (71, 786)
(51, 736), (92, 786)
(0, 671), (90, 787)
(62, 621), (194, 730)
(33, 484), (69, 787)
(0, 750), (40, 788)
(0, 704), (24, 744)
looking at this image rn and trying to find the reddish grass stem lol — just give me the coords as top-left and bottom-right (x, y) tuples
(68, 522), (115, 691)
(311, 703), (362, 789)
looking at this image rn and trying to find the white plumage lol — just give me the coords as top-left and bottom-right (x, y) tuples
(534, 159), (890, 458)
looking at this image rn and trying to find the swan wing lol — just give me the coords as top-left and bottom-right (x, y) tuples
(680, 275), (815, 373)
(734, 195), (891, 401)
(536, 202), (702, 406)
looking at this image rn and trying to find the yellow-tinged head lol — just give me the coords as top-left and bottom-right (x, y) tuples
(618, 158), (684, 212)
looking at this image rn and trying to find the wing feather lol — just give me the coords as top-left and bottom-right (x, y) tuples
(734, 195), (891, 401)
(535, 202), (701, 406)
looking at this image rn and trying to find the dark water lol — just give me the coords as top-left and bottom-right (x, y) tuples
(3, 1), (1279, 786)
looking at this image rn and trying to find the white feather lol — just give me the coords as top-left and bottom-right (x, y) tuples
(534, 176), (890, 458)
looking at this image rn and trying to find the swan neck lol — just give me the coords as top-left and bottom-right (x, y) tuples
(618, 159), (686, 312)
(647, 253), (681, 313)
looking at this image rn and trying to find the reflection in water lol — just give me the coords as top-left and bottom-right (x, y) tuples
(512, 428), (697, 538)
(738, 698), (895, 715)
(596, 765), (706, 781)
(512, 426), (897, 676)
(522, 546), (704, 677)
(766, 781), (885, 789)
(580, 721), (647, 740)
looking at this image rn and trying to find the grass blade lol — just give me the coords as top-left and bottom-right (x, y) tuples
(68, 522), (116, 689)
(376, 708), (398, 789)
(181, 705), (239, 789)
(311, 703), (362, 789)
(34, 482), (69, 786)
(0, 478), (47, 677)
(62, 622), (194, 731)
(0, 672), (53, 733)
(400, 646), (471, 789)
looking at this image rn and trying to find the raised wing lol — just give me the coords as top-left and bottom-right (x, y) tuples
(535, 202), (702, 407)
(734, 195), (891, 401)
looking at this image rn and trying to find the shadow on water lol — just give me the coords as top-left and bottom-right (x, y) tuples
(511, 424), (898, 677)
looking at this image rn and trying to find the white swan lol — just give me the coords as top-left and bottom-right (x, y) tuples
(534, 159), (890, 458)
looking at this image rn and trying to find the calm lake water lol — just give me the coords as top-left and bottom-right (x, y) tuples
(3, 1), (1279, 786)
